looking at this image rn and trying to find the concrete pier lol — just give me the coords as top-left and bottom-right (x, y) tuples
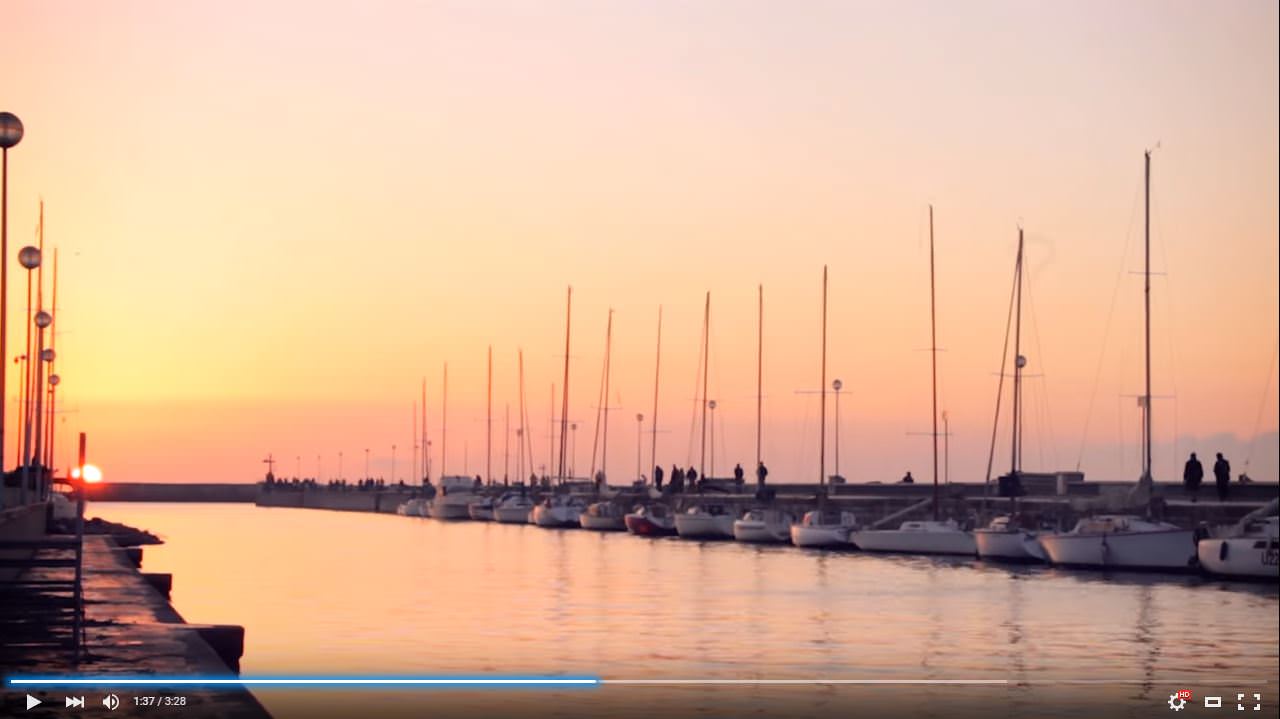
(0, 535), (270, 718)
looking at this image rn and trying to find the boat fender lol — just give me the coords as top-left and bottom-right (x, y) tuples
(1219, 542), (1229, 561)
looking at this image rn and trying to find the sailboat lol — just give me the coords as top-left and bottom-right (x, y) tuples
(975, 228), (1047, 562)
(673, 292), (735, 540)
(791, 509), (859, 547)
(851, 208), (977, 556)
(429, 362), (477, 519)
(1039, 151), (1197, 571)
(1197, 500), (1279, 580)
(624, 503), (678, 536)
(581, 310), (626, 531)
(532, 287), (584, 528)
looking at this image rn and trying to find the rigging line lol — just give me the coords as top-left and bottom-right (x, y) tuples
(1076, 174), (1144, 471)
(1022, 256), (1059, 469)
(981, 234), (1019, 514)
(1244, 337), (1279, 471)
(686, 299), (707, 467)
(1151, 186), (1181, 473)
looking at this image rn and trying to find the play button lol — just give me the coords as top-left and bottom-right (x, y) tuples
(26, 694), (42, 710)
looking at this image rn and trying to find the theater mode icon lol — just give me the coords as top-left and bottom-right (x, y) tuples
(1205, 696), (1222, 708)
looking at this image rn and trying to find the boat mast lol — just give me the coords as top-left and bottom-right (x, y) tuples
(442, 362), (448, 477)
(820, 266), (828, 488)
(1142, 150), (1152, 484)
(650, 306), (662, 483)
(1012, 228), (1024, 476)
(504, 403), (510, 484)
(518, 349), (528, 481)
(699, 292), (710, 480)
(487, 345), (493, 484)
(421, 378), (427, 481)
(558, 287), (572, 483)
(601, 309), (613, 485)
(747, 282), (757, 473)
(929, 205), (939, 521)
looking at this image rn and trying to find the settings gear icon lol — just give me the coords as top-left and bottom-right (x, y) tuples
(1168, 693), (1187, 711)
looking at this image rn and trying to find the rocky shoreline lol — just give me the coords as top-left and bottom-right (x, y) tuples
(47, 515), (163, 546)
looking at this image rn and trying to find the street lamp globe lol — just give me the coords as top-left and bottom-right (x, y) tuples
(34, 311), (52, 329)
(636, 413), (643, 423)
(1016, 355), (1027, 369)
(708, 400), (717, 410)
(18, 245), (40, 270)
(0, 112), (23, 149)
(48, 374), (60, 386)
(41, 348), (55, 362)
(832, 378), (843, 391)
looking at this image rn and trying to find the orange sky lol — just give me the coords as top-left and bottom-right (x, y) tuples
(2, 0), (1277, 485)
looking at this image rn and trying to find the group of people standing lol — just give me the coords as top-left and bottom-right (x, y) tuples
(1182, 451), (1232, 501)
(651, 461), (769, 495)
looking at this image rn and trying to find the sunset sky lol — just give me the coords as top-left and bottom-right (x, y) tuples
(3, 0), (1277, 486)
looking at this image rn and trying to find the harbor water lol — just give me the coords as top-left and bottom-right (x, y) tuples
(92, 502), (1278, 719)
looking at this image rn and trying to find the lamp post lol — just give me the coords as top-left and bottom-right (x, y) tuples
(635, 413), (643, 482)
(569, 423), (577, 478)
(338, 451), (343, 481)
(31, 333), (51, 500)
(391, 444), (396, 484)
(0, 111), (24, 486)
(707, 400), (717, 480)
(364, 448), (369, 481)
(17, 244), (39, 504)
(832, 378), (843, 479)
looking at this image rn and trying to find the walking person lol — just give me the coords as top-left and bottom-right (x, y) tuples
(654, 464), (665, 491)
(1213, 453), (1231, 501)
(1182, 452), (1204, 502)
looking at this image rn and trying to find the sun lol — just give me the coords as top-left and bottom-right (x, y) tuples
(70, 464), (104, 484)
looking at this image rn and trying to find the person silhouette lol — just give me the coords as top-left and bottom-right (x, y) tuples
(1213, 453), (1231, 501)
(1182, 452), (1204, 502)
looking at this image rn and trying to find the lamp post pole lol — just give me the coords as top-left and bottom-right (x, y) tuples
(708, 400), (717, 480)
(17, 244), (40, 504)
(832, 379), (843, 479)
(0, 111), (24, 488)
(338, 451), (343, 481)
(364, 448), (369, 481)
(635, 414), (643, 482)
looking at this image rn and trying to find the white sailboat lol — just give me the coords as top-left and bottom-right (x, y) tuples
(468, 497), (495, 521)
(733, 508), (795, 543)
(395, 497), (429, 517)
(1039, 152), (1197, 572)
(428, 475), (477, 520)
(850, 207), (975, 556)
(674, 503), (735, 539)
(580, 501), (627, 531)
(532, 494), (587, 528)
(790, 509), (858, 548)
(1198, 513), (1279, 581)
(975, 227), (1047, 563)
(493, 493), (535, 524)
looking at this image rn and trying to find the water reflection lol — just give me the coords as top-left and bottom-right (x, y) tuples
(89, 503), (1278, 719)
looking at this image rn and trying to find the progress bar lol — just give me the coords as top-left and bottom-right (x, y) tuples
(7, 678), (599, 687)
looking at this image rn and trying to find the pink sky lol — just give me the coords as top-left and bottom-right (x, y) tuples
(2, 0), (1277, 484)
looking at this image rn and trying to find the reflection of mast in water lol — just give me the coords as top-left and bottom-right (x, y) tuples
(1132, 583), (1161, 702)
(1005, 577), (1028, 685)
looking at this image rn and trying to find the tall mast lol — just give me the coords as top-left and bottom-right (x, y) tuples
(486, 345), (493, 484)
(1143, 150), (1153, 483)
(601, 309), (613, 484)
(699, 292), (710, 479)
(650, 306), (662, 482)
(1012, 228), (1024, 475)
(747, 282), (757, 473)
(929, 205), (939, 520)
(504, 403), (510, 484)
(558, 286), (572, 482)
(421, 378), (427, 480)
(442, 362), (448, 477)
(548, 383), (554, 480)
(412, 400), (418, 485)
(44, 248), (58, 473)
(820, 267), (828, 488)
(518, 349), (528, 481)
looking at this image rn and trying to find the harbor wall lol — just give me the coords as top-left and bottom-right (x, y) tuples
(86, 482), (259, 503)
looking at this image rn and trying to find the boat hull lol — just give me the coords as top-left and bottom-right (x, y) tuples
(790, 525), (851, 548)
(733, 520), (790, 543)
(493, 506), (533, 524)
(580, 513), (626, 531)
(674, 514), (735, 539)
(1039, 529), (1197, 571)
(851, 528), (976, 555)
(974, 529), (1046, 562)
(532, 505), (581, 528)
(1197, 538), (1279, 580)
(429, 499), (473, 520)
(468, 504), (494, 521)
(624, 514), (677, 536)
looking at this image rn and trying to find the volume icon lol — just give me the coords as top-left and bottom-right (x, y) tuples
(103, 694), (121, 711)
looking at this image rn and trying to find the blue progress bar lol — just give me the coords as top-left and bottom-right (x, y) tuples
(7, 677), (600, 687)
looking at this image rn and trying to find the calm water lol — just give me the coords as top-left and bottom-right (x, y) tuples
(92, 502), (1277, 719)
